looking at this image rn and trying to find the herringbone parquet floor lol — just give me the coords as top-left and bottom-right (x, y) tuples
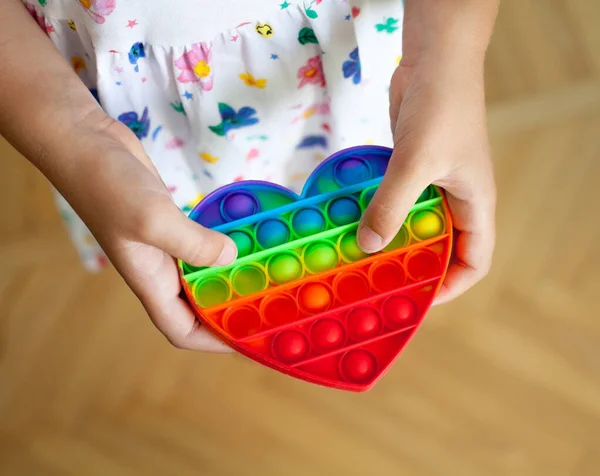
(1, 1), (599, 475)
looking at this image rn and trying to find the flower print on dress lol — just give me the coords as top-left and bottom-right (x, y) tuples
(199, 152), (220, 164)
(246, 148), (260, 162)
(297, 135), (328, 149)
(298, 27), (318, 45)
(71, 56), (87, 73)
(77, 0), (116, 24)
(174, 43), (214, 91)
(128, 42), (145, 72)
(181, 194), (205, 214)
(209, 103), (259, 137)
(239, 72), (268, 89)
(255, 23), (274, 37)
(375, 17), (400, 33)
(118, 107), (150, 140)
(170, 101), (186, 115)
(165, 137), (185, 149)
(303, 0), (319, 19)
(342, 47), (361, 84)
(297, 56), (326, 88)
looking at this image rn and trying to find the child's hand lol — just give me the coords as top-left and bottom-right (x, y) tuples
(68, 119), (239, 351)
(1, 0), (236, 352)
(358, 0), (498, 305)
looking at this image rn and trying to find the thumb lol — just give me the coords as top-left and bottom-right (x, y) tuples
(357, 153), (430, 253)
(138, 200), (238, 268)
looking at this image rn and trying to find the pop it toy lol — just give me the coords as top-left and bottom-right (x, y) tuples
(179, 146), (453, 391)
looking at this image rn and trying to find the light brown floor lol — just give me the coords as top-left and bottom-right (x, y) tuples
(1, 1), (600, 475)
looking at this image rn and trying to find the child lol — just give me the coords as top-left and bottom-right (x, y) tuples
(0, 0), (497, 352)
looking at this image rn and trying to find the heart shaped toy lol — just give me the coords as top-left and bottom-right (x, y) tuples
(179, 146), (453, 391)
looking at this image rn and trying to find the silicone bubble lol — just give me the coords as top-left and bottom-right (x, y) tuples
(333, 271), (370, 304)
(192, 276), (231, 308)
(327, 197), (361, 226)
(256, 219), (290, 249)
(333, 157), (372, 186)
(409, 209), (445, 241)
(224, 306), (262, 339)
(221, 191), (259, 221)
(267, 253), (303, 284)
(382, 295), (417, 329)
(369, 261), (406, 292)
(228, 230), (254, 258)
(346, 308), (382, 341)
(231, 264), (267, 296)
(339, 349), (377, 383)
(310, 319), (345, 352)
(261, 293), (298, 327)
(405, 249), (442, 281)
(303, 242), (339, 274)
(338, 231), (369, 262)
(272, 330), (309, 363)
(291, 208), (326, 238)
(298, 282), (333, 314)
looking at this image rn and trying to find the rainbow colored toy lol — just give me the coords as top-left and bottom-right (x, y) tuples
(179, 146), (453, 391)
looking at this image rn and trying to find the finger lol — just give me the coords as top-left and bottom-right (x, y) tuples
(432, 230), (491, 306)
(137, 199), (238, 268)
(150, 286), (233, 352)
(358, 152), (431, 253)
(144, 256), (233, 352)
(114, 241), (234, 352)
(433, 172), (496, 305)
(149, 286), (233, 352)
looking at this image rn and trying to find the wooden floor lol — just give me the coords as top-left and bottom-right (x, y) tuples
(1, 1), (600, 474)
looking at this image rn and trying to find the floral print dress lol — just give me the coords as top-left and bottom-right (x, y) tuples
(23, 0), (404, 270)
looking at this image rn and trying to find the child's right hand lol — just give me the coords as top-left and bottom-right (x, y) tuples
(64, 117), (239, 351)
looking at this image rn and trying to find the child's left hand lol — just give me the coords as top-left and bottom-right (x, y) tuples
(357, 1), (498, 304)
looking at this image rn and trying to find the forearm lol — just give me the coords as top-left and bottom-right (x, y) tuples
(402, 0), (499, 66)
(0, 0), (106, 181)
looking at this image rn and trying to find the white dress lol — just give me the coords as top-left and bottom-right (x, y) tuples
(23, 0), (404, 270)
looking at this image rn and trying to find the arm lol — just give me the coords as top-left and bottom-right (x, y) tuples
(0, 0), (237, 350)
(358, 0), (499, 304)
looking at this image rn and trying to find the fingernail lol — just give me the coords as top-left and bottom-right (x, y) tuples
(213, 242), (237, 267)
(357, 225), (383, 253)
